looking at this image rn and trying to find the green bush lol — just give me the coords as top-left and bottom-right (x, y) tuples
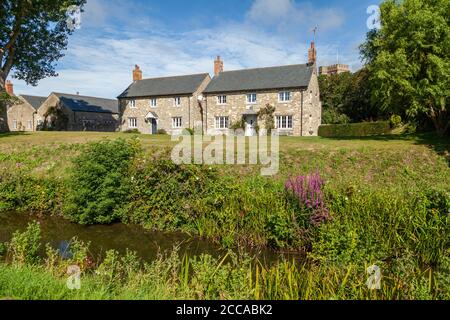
(322, 109), (351, 125)
(64, 139), (140, 225)
(0, 243), (6, 258)
(157, 129), (168, 135)
(7, 221), (41, 265)
(0, 174), (61, 213)
(389, 115), (403, 128)
(318, 121), (391, 137)
(124, 129), (141, 134)
(123, 159), (221, 230)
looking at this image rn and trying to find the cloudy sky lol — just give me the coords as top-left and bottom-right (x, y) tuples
(12, 0), (382, 99)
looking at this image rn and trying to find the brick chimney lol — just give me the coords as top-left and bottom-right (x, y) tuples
(214, 56), (224, 77)
(308, 42), (317, 65)
(133, 65), (143, 82)
(5, 80), (14, 96)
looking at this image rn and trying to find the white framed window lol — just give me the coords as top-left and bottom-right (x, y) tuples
(174, 97), (181, 107)
(150, 98), (157, 108)
(128, 118), (137, 128)
(278, 91), (291, 102)
(172, 117), (182, 128)
(215, 116), (229, 129)
(129, 100), (136, 108)
(12, 120), (17, 130)
(27, 120), (33, 129)
(217, 95), (227, 105)
(246, 93), (257, 104)
(276, 116), (293, 129)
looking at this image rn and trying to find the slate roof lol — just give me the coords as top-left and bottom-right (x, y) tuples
(53, 93), (119, 114)
(118, 73), (210, 99)
(203, 64), (314, 94)
(20, 95), (47, 110)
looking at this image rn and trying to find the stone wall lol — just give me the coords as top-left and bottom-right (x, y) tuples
(119, 75), (211, 135)
(7, 99), (36, 132)
(120, 95), (193, 135)
(204, 73), (322, 136)
(38, 94), (119, 132)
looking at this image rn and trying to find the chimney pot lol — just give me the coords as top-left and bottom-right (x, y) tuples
(214, 56), (224, 77)
(133, 65), (143, 82)
(5, 80), (14, 96)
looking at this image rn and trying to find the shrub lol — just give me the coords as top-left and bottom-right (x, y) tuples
(64, 139), (140, 225)
(0, 242), (6, 259)
(322, 109), (351, 125)
(123, 159), (220, 230)
(124, 129), (141, 134)
(389, 115), (403, 128)
(157, 129), (168, 135)
(7, 221), (41, 265)
(318, 121), (391, 137)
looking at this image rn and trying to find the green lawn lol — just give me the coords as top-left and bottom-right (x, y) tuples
(0, 131), (448, 300)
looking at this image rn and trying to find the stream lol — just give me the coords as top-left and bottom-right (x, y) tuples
(0, 211), (300, 265)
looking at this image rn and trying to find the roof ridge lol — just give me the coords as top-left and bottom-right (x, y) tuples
(20, 94), (47, 99)
(139, 72), (210, 82)
(219, 63), (311, 74)
(52, 92), (117, 101)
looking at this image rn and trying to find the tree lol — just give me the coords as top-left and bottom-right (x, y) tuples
(0, 0), (86, 131)
(361, 0), (450, 136)
(318, 70), (381, 124)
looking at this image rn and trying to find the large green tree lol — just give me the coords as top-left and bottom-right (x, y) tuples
(319, 69), (381, 124)
(0, 0), (86, 131)
(361, 0), (450, 136)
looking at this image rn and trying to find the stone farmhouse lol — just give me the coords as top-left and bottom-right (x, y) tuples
(37, 93), (119, 132)
(7, 94), (47, 132)
(118, 43), (322, 136)
(118, 66), (211, 135)
(6, 84), (119, 132)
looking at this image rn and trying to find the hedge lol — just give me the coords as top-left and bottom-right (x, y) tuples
(318, 121), (391, 137)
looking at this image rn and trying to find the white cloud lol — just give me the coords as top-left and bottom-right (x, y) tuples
(12, 0), (356, 99)
(247, 0), (345, 32)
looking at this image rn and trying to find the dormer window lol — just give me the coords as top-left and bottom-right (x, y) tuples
(174, 97), (181, 107)
(246, 93), (257, 104)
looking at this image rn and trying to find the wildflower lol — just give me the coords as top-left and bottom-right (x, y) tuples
(285, 172), (331, 226)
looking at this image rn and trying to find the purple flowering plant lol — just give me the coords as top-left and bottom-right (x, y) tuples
(285, 172), (332, 226)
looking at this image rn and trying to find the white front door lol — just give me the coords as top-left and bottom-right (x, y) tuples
(245, 115), (257, 136)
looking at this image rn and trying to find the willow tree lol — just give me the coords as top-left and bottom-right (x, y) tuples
(0, 0), (86, 131)
(361, 0), (449, 136)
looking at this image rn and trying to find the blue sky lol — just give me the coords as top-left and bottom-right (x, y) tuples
(13, 0), (382, 99)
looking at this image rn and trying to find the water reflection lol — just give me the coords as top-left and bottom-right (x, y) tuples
(0, 211), (302, 265)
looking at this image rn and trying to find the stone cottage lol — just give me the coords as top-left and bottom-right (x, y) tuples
(7, 94), (47, 132)
(118, 43), (322, 137)
(203, 55), (322, 136)
(118, 66), (211, 135)
(36, 92), (119, 132)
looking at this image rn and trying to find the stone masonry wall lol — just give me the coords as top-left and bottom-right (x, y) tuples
(38, 94), (119, 132)
(204, 73), (322, 136)
(7, 99), (36, 132)
(119, 75), (211, 135)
